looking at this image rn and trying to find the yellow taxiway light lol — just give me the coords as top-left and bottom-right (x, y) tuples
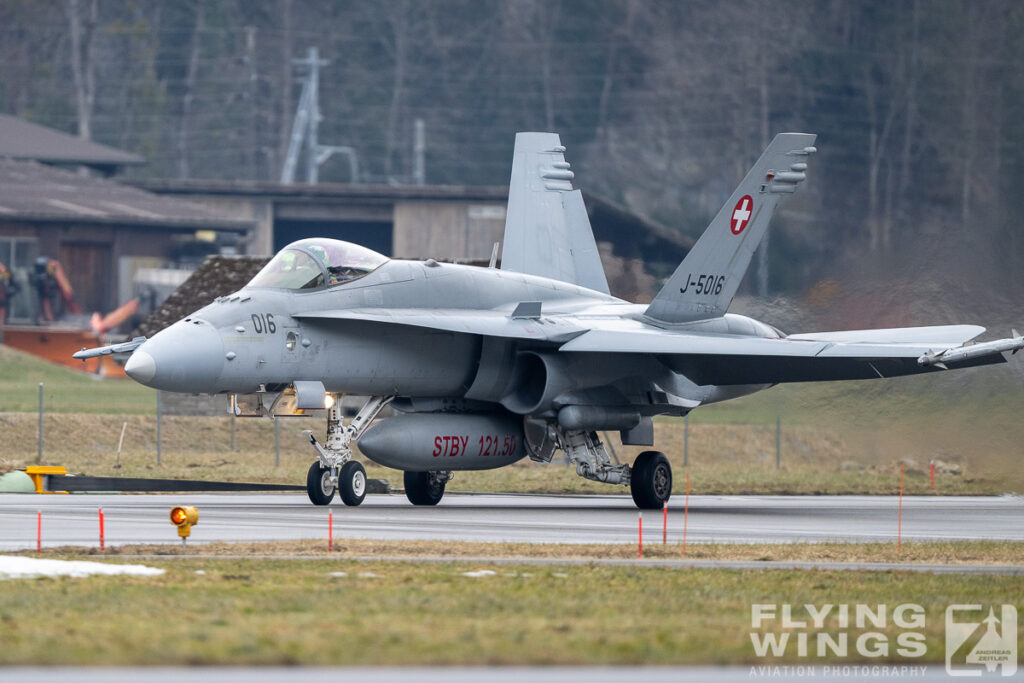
(169, 505), (199, 543)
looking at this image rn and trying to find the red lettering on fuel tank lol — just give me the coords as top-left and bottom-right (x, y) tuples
(432, 436), (442, 457)
(459, 436), (468, 456)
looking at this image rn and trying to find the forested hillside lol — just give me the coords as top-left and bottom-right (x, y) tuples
(3, 0), (1023, 318)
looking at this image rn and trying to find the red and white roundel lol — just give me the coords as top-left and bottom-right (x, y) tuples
(730, 195), (753, 235)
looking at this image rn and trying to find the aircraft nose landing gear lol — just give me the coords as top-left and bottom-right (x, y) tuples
(304, 395), (392, 506)
(306, 461), (336, 506)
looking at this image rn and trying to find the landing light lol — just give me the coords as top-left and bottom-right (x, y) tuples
(324, 394), (335, 409)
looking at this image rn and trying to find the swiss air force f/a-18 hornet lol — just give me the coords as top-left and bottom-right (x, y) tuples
(76, 132), (1024, 509)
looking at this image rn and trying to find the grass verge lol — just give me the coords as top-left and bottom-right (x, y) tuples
(36, 538), (1024, 565)
(2, 412), (1018, 495)
(1, 548), (1021, 665)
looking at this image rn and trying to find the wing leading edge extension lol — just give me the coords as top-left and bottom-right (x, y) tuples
(292, 308), (585, 343)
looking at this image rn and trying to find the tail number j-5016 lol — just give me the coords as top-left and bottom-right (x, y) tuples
(433, 435), (518, 457)
(679, 274), (726, 296)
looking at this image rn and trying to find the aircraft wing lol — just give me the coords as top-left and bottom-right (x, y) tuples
(293, 308), (585, 343)
(784, 325), (986, 344)
(558, 323), (1016, 385)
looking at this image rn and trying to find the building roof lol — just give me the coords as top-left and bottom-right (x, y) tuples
(0, 159), (254, 232)
(0, 114), (145, 171)
(129, 178), (693, 263)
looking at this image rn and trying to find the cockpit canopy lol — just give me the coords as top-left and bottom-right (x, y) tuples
(247, 238), (389, 290)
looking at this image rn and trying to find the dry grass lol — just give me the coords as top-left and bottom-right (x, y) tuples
(31, 538), (1024, 566)
(1, 412), (1015, 495)
(1, 553), (1021, 666)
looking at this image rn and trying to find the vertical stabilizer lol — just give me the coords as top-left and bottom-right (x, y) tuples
(501, 132), (610, 294)
(645, 133), (816, 324)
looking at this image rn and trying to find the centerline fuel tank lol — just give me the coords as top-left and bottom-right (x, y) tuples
(358, 412), (526, 471)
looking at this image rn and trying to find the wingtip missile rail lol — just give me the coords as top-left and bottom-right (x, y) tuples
(917, 330), (1024, 369)
(73, 336), (148, 361)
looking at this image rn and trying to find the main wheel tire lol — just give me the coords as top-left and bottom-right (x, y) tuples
(306, 461), (336, 506)
(338, 461), (367, 506)
(404, 471), (445, 506)
(631, 450), (672, 510)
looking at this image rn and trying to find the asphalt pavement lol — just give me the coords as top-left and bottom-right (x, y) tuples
(1, 491), (1022, 551)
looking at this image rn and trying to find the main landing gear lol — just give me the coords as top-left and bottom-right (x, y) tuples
(403, 470), (452, 506)
(304, 395), (392, 506)
(630, 450), (672, 509)
(527, 424), (673, 510)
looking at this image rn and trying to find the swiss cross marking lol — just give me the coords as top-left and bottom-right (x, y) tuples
(731, 195), (753, 235)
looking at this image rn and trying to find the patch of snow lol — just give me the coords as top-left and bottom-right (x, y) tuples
(194, 570), (206, 575)
(328, 571), (347, 577)
(0, 555), (164, 580)
(461, 569), (496, 578)
(357, 572), (380, 578)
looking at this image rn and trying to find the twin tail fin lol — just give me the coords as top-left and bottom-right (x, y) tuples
(645, 133), (817, 324)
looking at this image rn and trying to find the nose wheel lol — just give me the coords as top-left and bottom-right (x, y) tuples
(338, 461), (367, 506)
(305, 460), (368, 506)
(306, 462), (336, 505)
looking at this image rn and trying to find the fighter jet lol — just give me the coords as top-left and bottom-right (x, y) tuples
(75, 132), (1024, 509)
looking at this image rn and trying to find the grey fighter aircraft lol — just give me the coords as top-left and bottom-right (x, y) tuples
(76, 132), (1024, 509)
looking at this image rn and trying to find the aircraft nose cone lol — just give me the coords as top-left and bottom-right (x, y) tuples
(126, 319), (225, 392)
(124, 351), (156, 383)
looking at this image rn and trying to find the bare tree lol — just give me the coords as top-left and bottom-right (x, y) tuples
(595, 2), (637, 146)
(382, 0), (411, 180)
(176, 2), (205, 178)
(277, 0), (294, 176)
(67, 0), (98, 139)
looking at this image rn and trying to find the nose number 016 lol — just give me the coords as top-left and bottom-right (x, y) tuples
(251, 313), (276, 334)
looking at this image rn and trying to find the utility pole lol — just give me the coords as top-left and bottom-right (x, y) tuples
(245, 26), (258, 180)
(281, 47), (359, 184)
(413, 118), (426, 185)
(303, 47), (321, 184)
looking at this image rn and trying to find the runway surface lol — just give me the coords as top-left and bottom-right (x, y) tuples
(1, 491), (1022, 551)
